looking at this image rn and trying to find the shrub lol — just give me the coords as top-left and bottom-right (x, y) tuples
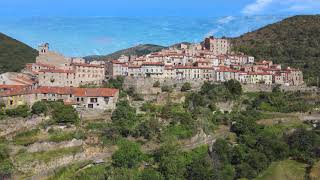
(153, 81), (160, 88)
(32, 101), (48, 115)
(5, 105), (30, 118)
(161, 85), (173, 92)
(112, 140), (144, 168)
(181, 82), (192, 92)
(52, 105), (79, 124)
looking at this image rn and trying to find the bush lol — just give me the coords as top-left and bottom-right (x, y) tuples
(161, 85), (173, 92)
(104, 76), (124, 90)
(32, 101), (48, 115)
(0, 159), (13, 179)
(111, 100), (137, 136)
(52, 105), (79, 124)
(181, 82), (192, 92)
(153, 81), (160, 88)
(5, 105), (30, 118)
(112, 140), (144, 168)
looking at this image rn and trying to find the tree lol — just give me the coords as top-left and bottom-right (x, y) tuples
(0, 144), (13, 179)
(52, 105), (79, 124)
(287, 128), (320, 162)
(112, 140), (144, 168)
(186, 156), (215, 180)
(224, 79), (242, 96)
(31, 101), (48, 115)
(181, 82), (192, 92)
(161, 85), (173, 92)
(111, 100), (137, 136)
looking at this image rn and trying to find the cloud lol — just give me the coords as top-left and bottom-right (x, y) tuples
(217, 16), (235, 24)
(242, 0), (320, 15)
(242, 0), (273, 15)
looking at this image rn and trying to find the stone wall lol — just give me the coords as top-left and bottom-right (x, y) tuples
(124, 77), (319, 94)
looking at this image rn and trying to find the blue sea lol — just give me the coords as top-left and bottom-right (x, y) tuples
(0, 16), (287, 57)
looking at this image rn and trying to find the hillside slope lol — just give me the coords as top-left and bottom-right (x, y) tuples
(232, 15), (320, 85)
(0, 33), (38, 73)
(85, 44), (165, 61)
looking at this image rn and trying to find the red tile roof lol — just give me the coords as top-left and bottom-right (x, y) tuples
(142, 62), (164, 66)
(0, 86), (119, 97)
(72, 63), (104, 68)
(39, 69), (75, 73)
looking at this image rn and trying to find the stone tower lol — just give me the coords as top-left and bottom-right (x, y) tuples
(38, 43), (49, 54)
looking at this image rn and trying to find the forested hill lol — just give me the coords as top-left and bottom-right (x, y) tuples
(232, 15), (320, 85)
(84, 44), (165, 61)
(0, 33), (38, 73)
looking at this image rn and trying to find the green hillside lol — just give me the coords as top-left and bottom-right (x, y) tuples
(0, 33), (38, 73)
(84, 44), (165, 61)
(232, 15), (320, 86)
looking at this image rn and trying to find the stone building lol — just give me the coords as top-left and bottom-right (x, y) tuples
(0, 85), (119, 110)
(203, 36), (231, 55)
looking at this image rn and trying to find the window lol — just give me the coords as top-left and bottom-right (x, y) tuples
(90, 98), (98, 103)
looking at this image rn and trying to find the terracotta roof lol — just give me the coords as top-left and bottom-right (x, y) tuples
(39, 69), (75, 73)
(248, 72), (272, 75)
(128, 65), (141, 68)
(74, 88), (118, 97)
(35, 63), (56, 68)
(0, 86), (119, 98)
(112, 60), (126, 64)
(72, 63), (104, 68)
(142, 62), (164, 66)
(175, 66), (213, 70)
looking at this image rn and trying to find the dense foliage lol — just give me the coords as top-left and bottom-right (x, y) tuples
(5, 105), (30, 118)
(0, 32), (38, 73)
(232, 15), (320, 86)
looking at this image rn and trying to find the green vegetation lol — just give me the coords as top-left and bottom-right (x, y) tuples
(161, 85), (173, 92)
(13, 128), (40, 146)
(49, 161), (110, 180)
(232, 15), (320, 86)
(0, 143), (13, 179)
(255, 160), (307, 180)
(181, 82), (192, 92)
(52, 104), (79, 124)
(104, 76), (125, 90)
(126, 86), (144, 101)
(112, 140), (144, 168)
(15, 146), (83, 164)
(48, 129), (85, 142)
(85, 44), (165, 61)
(5, 104), (30, 118)
(0, 32), (38, 73)
(31, 101), (48, 115)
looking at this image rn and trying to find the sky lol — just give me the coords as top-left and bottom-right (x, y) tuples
(1, 0), (320, 17)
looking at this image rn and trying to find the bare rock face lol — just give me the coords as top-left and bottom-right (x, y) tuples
(27, 139), (83, 153)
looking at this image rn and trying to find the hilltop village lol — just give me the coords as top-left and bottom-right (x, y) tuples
(107, 36), (304, 86)
(0, 36), (304, 110)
